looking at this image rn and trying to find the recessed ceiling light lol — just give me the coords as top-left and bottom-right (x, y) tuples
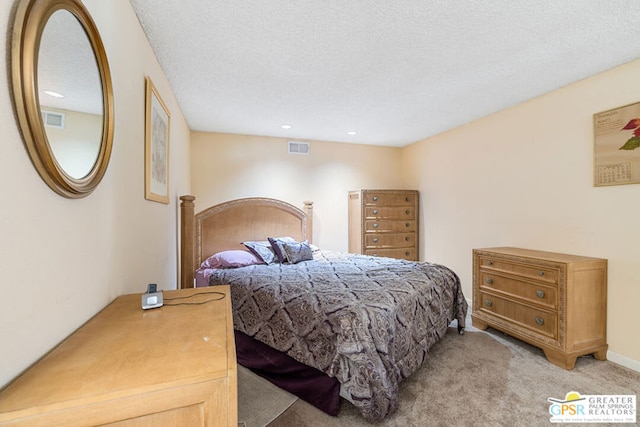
(43, 90), (64, 98)
(280, 124), (292, 129)
(346, 131), (357, 136)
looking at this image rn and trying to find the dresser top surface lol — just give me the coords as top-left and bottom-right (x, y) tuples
(0, 286), (234, 413)
(474, 247), (607, 263)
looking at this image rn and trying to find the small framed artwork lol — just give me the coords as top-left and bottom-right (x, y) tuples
(593, 101), (640, 186)
(145, 76), (171, 203)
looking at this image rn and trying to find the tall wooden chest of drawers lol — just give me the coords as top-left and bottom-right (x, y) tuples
(471, 247), (608, 369)
(348, 189), (418, 261)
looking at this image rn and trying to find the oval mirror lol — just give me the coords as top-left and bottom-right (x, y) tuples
(11, 0), (114, 198)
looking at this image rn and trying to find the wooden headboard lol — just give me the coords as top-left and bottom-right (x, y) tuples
(179, 195), (313, 289)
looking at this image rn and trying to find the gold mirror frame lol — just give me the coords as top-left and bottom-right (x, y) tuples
(11, 0), (114, 198)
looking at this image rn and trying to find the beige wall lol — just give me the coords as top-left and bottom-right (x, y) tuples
(43, 108), (102, 179)
(0, 0), (191, 387)
(190, 132), (405, 251)
(402, 59), (640, 370)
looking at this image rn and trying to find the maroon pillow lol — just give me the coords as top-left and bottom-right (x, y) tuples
(200, 250), (263, 269)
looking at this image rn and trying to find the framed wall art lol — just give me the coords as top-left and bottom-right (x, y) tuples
(145, 76), (171, 203)
(593, 101), (640, 187)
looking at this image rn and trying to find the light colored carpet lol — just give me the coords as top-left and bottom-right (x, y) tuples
(262, 322), (640, 426)
(237, 365), (298, 427)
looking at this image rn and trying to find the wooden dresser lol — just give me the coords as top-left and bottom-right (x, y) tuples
(348, 189), (419, 261)
(471, 247), (608, 370)
(0, 286), (237, 426)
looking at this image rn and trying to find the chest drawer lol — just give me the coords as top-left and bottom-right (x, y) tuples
(364, 206), (415, 219)
(365, 232), (415, 248)
(365, 247), (416, 260)
(480, 257), (558, 285)
(363, 192), (416, 206)
(478, 292), (557, 339)
(365, 220), (416, 233)
(479, 272), (557, 310)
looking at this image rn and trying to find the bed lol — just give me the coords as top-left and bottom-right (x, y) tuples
(179, 195), (467, 421)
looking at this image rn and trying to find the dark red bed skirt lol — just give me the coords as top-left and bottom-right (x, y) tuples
(234, 330), (341, 416)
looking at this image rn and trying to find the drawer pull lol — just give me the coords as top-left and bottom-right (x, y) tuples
(405, 197), (410, 202)
(405, 210), (410, 215)
(487, 261), (493, 266)
(536, 290), (545, 298)
(485, 277), (493, 285)
(535, 317), (544, 326)
(373, 196), (378, 202)
(538, 271), (545, 276)
(405, 251), (410, 256)
(373, 209), (379, 214)
(405, 236), (410, 241)
(405, 223), (410, 227)
(485, 299), (492, 307)
(373, 238), (378, 243)
(373, 223), (379, 228)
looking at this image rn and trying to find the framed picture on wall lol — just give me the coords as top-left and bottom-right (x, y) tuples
(594, 101), (640, 187)
(145, 76), (171, 203)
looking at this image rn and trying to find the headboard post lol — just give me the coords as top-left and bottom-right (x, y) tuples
(304, 200), (313, 243)
(180, 195), (196, 289)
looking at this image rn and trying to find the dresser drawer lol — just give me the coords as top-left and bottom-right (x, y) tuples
(480, 257), (558, 285)
(365, 247), (416, 260)
(365, 220), (416, 232)
(479, 272), (557, 310)
(364, 206), (415, 220)
(363, 192), (416, 206)
(365, 233), (415, 248)
(479, 292), (557, 339)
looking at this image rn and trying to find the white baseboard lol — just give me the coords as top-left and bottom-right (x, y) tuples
(607, 350), (640, 373)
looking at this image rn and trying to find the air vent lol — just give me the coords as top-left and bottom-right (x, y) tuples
(41, 110), (65, 129)
(288, 141), (309, 155)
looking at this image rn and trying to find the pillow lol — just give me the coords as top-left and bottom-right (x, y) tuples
(282, 240), (313, 264)
(195, 268), (213, 287)
(268, 236), (297, 263)
(242, 241), (277, 264)
(200, 250), (263, 269)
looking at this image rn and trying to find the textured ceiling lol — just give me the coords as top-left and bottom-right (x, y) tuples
(39, 9), (103, 115)
(129, 1), (640, 147)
